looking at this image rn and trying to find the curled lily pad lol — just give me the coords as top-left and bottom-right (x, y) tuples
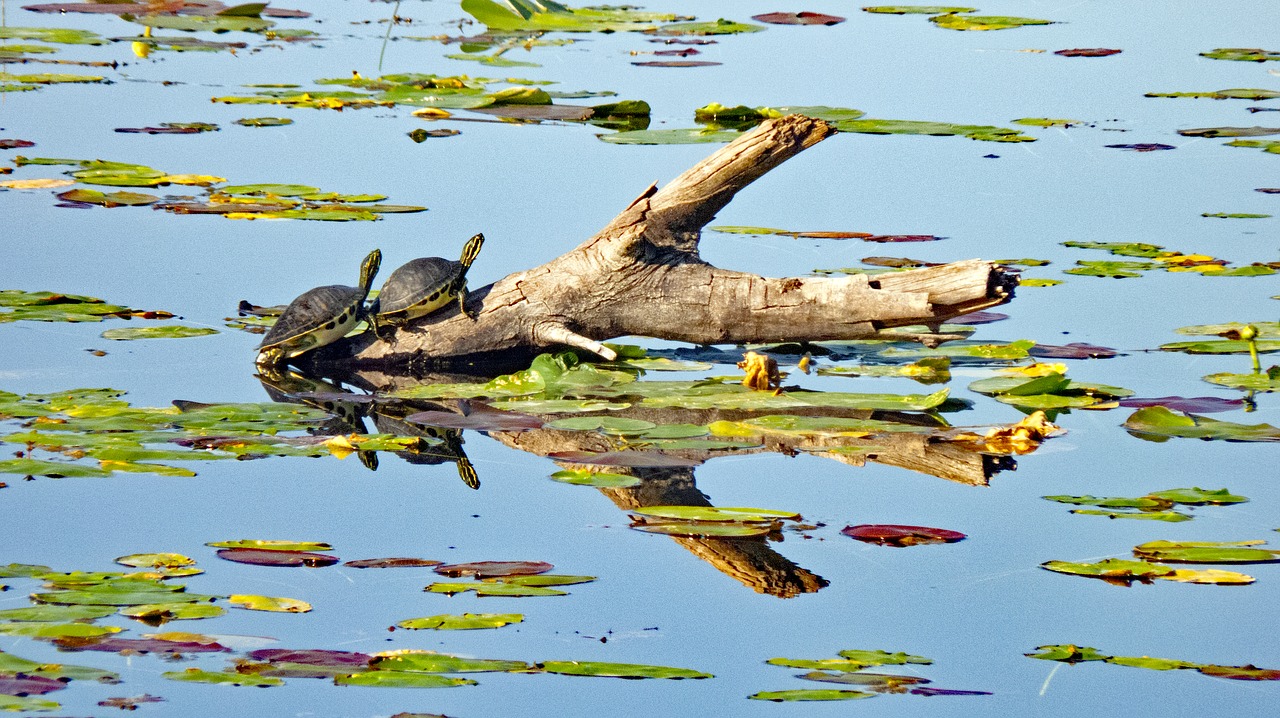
(1123, 407), (1280, 442)
(397, 613), (523, 630)
(537, 661), (712, 679)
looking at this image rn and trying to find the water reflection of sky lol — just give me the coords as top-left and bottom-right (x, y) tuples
(2, 1), (1278, 715)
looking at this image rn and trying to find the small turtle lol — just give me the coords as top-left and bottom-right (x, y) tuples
(370, 233), (484, 336)
(255, 248), (382, 367)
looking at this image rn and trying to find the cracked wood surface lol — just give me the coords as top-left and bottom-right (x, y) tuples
(342, 115), (1015, 370)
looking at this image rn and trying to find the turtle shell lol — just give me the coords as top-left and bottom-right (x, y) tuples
(257, 284), (365, 354)
(376, 257), (463, 315)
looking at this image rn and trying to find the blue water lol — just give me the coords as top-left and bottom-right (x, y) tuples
(2, 1), (1278, 716)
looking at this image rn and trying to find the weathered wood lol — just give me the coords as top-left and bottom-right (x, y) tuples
(340, 114), (1015, 369)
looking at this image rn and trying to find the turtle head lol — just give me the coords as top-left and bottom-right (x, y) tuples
(458, 233), (484, 270)
(359, 249), (382, 296)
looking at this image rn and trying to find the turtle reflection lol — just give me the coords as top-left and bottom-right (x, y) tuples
(256, 366), (380, 471)
(369, 404), (480, 489)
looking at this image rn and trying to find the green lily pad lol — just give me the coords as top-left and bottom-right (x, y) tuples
(235, 117), (294, 126)
(1132, 540), (1279, 564)
(1069, 509), (1191, 522)
(549, 469), (640, 488)
(57, 188), (159, 207)
(397, 613), (524, 630)
(1026, 645), (1111, 662)
(1146, 487), (1247, 505)
(492, 574), (596, 586)
(0, 604), (115, 622)
(115, 553), (196, 569)
(749, 688), (875, 701)
(630, 521), (777, 538)
(1146, 88), (1280, 100)
(882, 340), (1035, 361)
(1203, 367), (1280, 391)
(629, 506), (800, 523)
(545, 416), (656, 434)
(537, 660), (712, 679)
(425, 582), (568, 597)
(0, 621), (121, 638)
(0, 695), (61, 712)
(228, 594), (311, 612)
(0, 459), (110, 478)
(1123, 406), (1280, 442)
(370, 652), (530, 673)
(654, 19), (764, 35)
(127, 14), (274, 33)
(163, 668), (283, 687)
(32, 589), (218, 606)
(1159, 339), (1280, 354)
(1227, 139), (1280, 155)
(207, 539), (333, 552)
(1201, 48), (1280, 62)
(461, 0), (684, 32)
(1176, 321), (1280, 337)
(1106, 655), (1203, 670)
(334, 671), (477, 688)
(836, 649), (933, 666)
(118, 603), (227, 621)
(0, 26), (106, 45)
(930, 14), (1053, 30)
(863, 6), (977, 14)
(1041, 558), (1175, 581)
(599, 127), (744, 145)
(834, 118), (1036, 142)
(766, 657), (885, 671)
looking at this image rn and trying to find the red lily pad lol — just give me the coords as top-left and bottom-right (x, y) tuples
(1106, 143), (1176, 152)
(1028, 342), (1119, 359)
(1256, 188), (1280, 194)
(1119, 396), (1245, 413)
(654, 48), (700, 57)
(0, 139), (35, 150)
(631, 61), (722, 68)
(949, 311), (1009, 325)
(841, 524), (966, 547)
(53, 636), (230, 654)
(1198, 664), (1280, 681)
(115, 126), (206, 135)
(215, 548), (339, 567)
(910, 686), (993, 696)
(99, 695), (164, 709)
(247, 648), (372, 667)
(1055, 48), (1122, 57)
(343, 557), (444, 569)
(433, 561), (553, 579)
(751, 11), (845, 25)
(547, 450), (701, 467)
(863, 234), (942, 243)
(0, 674), (66, 696)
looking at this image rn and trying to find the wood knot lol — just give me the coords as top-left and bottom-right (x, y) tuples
(780, 278), (804, 292)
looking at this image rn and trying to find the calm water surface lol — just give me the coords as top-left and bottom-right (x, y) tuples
(1, 1), (1278, 716)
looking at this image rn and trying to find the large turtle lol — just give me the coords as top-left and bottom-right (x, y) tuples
(255, 248), (382, 367)
(370, 233), (484, 336)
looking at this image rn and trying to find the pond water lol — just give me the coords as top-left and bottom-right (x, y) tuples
(2, 0), (1278, 716)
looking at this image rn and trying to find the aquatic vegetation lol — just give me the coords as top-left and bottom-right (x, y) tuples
(1028, 645), (1280, 680)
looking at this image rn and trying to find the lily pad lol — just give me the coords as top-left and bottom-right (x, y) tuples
(434, 561), (553, 578)
(630, 521), (777, 538)
(862, 6), (977, 14)
(163, 668), (282, 687)
(1123, 406), (1280, 442)
(370, 652), (530, 673)
(549, 469), (640, 487)
(115, 553), (196, 569)
(397, 613), (524, 630)
(215, 548), (339, 567)
(227, 594), (312, 612)
(1201, 48), (1280, 62)
(1203, 367), (1280, 392)
(749, 688), (875, 701)
(1132, 540), (1279, 564)
(100, 325), (218, 341)
(929, 14), (1053, 31)
(118, 603), (226, 622)
(343, 557), (443, 569)
(0, 604), (115, 622)
(841, 524), (965, 546)
(630, 506), (800, 523)
(334, 671), (477, 688)
(207, 539), (333, 552)
(537, 660), (712, 679)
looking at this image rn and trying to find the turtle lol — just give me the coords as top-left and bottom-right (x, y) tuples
(255, 248), (382, 367)
(369, 233), (484, 337)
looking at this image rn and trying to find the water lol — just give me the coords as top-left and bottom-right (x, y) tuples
(2, 1), (1278, 715)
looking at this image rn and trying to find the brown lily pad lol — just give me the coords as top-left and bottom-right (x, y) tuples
(949, 311), (1009, 325)
(433, 561), (554, 579)
(863, 234), (942, 243)
(247, 648), (372, 666)
(1106, 143), (1176, 152)
(631, 60), (722, 67)
(1119, 396), (1246, 413)
(1028, 342), (1119, 359)
(841, 524), (966, 547)
(343, 557), (444, 569)
(215, 548), (339, 567)
(54, 635), (230, 654)
(0, 139), (35, 149)
(0, 674), (67, 696)
(1055, 48), (1122, 57)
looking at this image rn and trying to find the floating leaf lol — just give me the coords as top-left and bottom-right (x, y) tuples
(1026, 644), (1111, 663)
(0, 604), (114, 622)
(1132, 540), (1279, 564)
(749, 688), (875, 701)
(235, 117), (293, 126)
(100, 325), (218, 341)
(215, 548), (339, 567)
(545, 450), (701, 467)
(1056, 48), (1121, 57)
(343, 557), (443, 569)
(862, 6), (977, 14)
(461, 0), (685, 32)
(929, 14), (1053, 31)
(0, 674), (66, 696)
(751, 12), (845, 25)
(425, 582), (567, 597)
(118, 603), (226, 622)
(630, 506), (800, 523)
(334, 671), (477, 688)
(549, 469), (640, 488)
(652, 19), (764, 35)
(0, 458), (111, 478)
(833, 118), (1035, 142)
(538, 660), (711, 679)
(397, 613), (523, 630)
(630, 521), (777, 538)
(228, 594), (312, 612)
(1201, 48), (1280, 62)
(207, 539), (333, 552)
(1160, 339), (1280, 354)
(163, 668), (282, 687)
(1146, 487), (1247, 505)
(1203, 367), (1280, 392)
(1124, 406), (1280, 442)
(1041, 558), (1175, 583)
(841, 524), (965, 546)
(370, 651), (530, 673)
(599, 127), (744, 145)
(1146, 88), (1280, 100)
(115, 553), (195, 569)
(0, 622), (122, 638)
(0, 695), (61, 711)
(434, 561), (552, 579)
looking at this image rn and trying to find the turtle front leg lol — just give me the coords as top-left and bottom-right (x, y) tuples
(458, 283), (478, 321)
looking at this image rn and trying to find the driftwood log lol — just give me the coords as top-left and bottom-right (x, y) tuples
(339, 114), (1015, 369)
